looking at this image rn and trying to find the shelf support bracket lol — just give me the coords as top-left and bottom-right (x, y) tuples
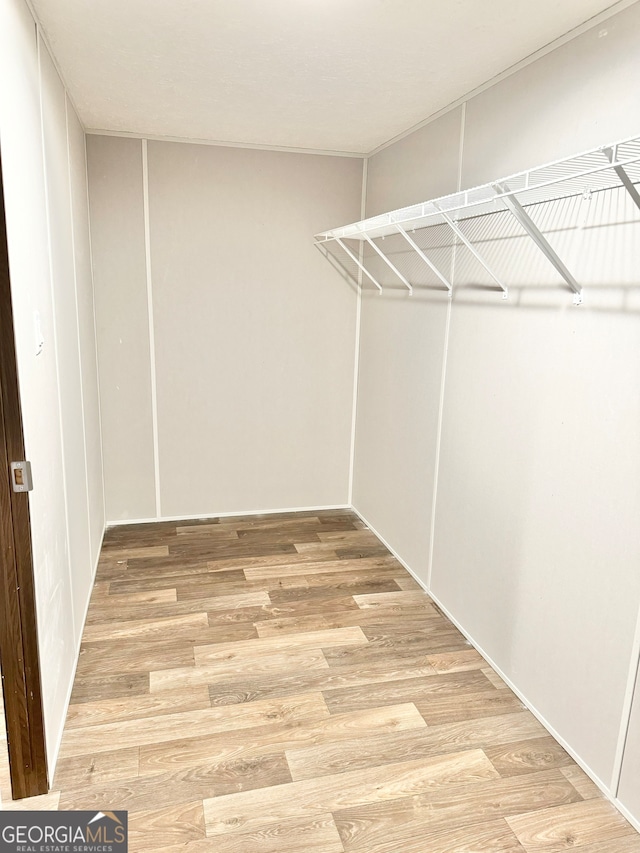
(434, 204), (508, 299)
(395, 225), (452, 292)
(496, 183), (583, 305)
(334, 238), (383, 292)
(360, 232), (413, 294)
(603, 147), (640, 212)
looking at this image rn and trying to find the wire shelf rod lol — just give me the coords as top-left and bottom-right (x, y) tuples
(334, 238), (382, 292)
(395, 225), (452, 292)
(361, 232), (412, 294)
(434, 205), (508, 298)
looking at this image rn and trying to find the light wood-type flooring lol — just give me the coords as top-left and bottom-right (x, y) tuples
(8, 509), (640, 852)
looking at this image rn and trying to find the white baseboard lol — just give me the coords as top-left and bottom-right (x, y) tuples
(106, 503), (351, 527)
(350, 502), (640, 833)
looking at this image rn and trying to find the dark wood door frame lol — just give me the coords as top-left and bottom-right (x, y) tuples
(0, 147), (48, 798)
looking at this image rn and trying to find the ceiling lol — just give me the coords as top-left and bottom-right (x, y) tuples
(32, 0), (625, 154)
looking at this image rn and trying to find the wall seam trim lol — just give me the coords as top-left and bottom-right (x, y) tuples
(83, 133), (107, 532)
(141, 139), (162, 519)
(426, 102), (464, 589)
(611, 596), (640, 794)
(347, 157), (367, 505)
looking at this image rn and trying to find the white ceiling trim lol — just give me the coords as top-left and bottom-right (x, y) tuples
(84, 128), (365, 159)
(368, 0), (640, 157)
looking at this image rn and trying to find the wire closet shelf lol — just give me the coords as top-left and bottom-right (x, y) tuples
(315, 135), (640, 305)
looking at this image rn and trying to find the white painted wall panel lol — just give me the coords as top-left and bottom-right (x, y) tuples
(431, 304), (640, 785)
(86, 135), (156, 521)
(366, 107), (463, 216)
(352, 289), (450, 576)
(39, 42), (92, 646)
(66, 101), (104, 567)
(146, 142), (361, 517)
(354, 110), (459, 577)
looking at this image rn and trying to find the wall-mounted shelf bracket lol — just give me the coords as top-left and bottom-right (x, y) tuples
(361, 231), (413, 294)
(395, 225), (452, 293)
(603, 147), (640, 212)
(335, 237), (382, 292)
(434, 204), (509, 299)
(495, 183), (583, 305)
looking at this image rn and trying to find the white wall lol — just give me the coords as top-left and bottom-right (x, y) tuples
(0, 0), (104, 780)
(87, 136), (362, 522)
(352, 0), (640, 825)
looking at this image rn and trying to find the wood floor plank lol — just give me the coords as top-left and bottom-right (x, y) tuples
(69, 671), (150, 704)
(102, 545), (170, 560)
(207, 660), (437, 707)
(52, 747), (140, 790)
(65, 686), (212, 728)
(193, 626), (369, 665)
(268, 577), (402, 603)
(128, 801), (205, 846)
(149, 648), (330, 693)
(138, 704), (426, 777)
(109, 568), (247, 596)
(393, 574), (423, 591)
(58, 752), (292, 812)
(75, 638), (197, 675)
(316, 529), (381, 544)
(340, 814), (526, 853)
(353, 589), (434, 609)
(105, 588), (178, 605)
(87, 591), (270, 626)
(333, 769), (580, 852)
(244, 555), (398, 581)
(505, 799), (637, 852)
(82, 612), (209, 643)
(323, 670), (497, 715)
(428, 648), (487, 673)
(485, 737), (573, 778)
(203, 749), (499, 837)
(168, 541), (299, 560)
(104, 558), (237, 585)
(174, 526), (239, 540)
(416, 689), (526, 725)
(285, 712), (548, 781)
(551, 840), (640, 853)
(60, 692), (329, 756)
(254, 606), (441, 639)
(322, 640), (476, 678)
(153, 815), (345, 853)
(234, 528), (322, 546)
(559, 765), (603, 800)
(205, 551), (346, 572)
